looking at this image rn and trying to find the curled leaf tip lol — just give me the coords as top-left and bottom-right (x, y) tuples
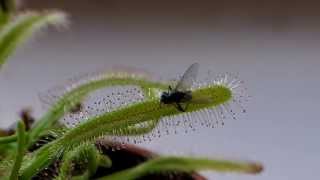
(247, 162), (263, 174)
(0, 10), (68, 70)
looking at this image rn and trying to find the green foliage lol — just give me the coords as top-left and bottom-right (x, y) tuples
(0, 9), (67, 70)
(0, 1), (263, 179)
(0, 134), (17, 144)
(99, 157), (263, 180)
(56, 86), (231, 151)
(55, 143), (111, 180)
(9, 121), (27, 180)
(20, 80), (233, 179)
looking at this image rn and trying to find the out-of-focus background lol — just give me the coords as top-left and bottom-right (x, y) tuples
(1, 0), (319, 179)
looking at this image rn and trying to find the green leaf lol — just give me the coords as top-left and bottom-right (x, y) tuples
(54, 85), (231, 151)
(55, 143), (109, 180)
(9, 121), (27, 180)
(19, 143), (56, 180)
(0, 134), (17, 145)
(98, 156), (263, 180)
(29, 76), (167, 147)
(0, 11), (67, 70)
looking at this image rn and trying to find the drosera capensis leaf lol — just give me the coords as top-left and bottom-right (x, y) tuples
(66, 72), (249, 145)
(0, 10), (68, 70)
(9, 121), (27, 180)
(29, 72), (168, 146)
(62, 85), (148, 128)
(38, 66), (158, 109)
(55, 85), (232, 149)
(98, 156), (263, 180)
(20, 72), (248, 179)
(0, 134), (17, 144)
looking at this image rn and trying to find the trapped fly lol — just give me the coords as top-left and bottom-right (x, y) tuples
(160, 63), (210, 112)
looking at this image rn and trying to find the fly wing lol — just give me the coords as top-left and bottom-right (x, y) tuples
(175, 63), (199, 92)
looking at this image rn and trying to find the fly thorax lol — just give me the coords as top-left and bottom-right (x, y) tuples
(161, 92), (171, 104)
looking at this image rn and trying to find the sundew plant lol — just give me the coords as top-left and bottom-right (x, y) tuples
(0, 1), (263, 179)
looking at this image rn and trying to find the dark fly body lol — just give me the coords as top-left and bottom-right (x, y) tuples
(161, 87), (192, 112)
(160, 63), (199, 112)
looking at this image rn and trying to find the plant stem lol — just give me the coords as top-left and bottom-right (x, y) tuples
(9, 121), (26, 180)
(0, 134), (17, 144)
(98, 156), (263, 180)
(19, 143), (53, 180)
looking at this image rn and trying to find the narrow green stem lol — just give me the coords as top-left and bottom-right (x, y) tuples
(99, 156), (263, 180)
(9, 121), (26, 180)
(0, 134), (17, 144)
(19, 144), (53, 180)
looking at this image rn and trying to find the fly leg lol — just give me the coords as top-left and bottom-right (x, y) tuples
(176, 103), (186, 112)
(168, 86), (172, 93)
